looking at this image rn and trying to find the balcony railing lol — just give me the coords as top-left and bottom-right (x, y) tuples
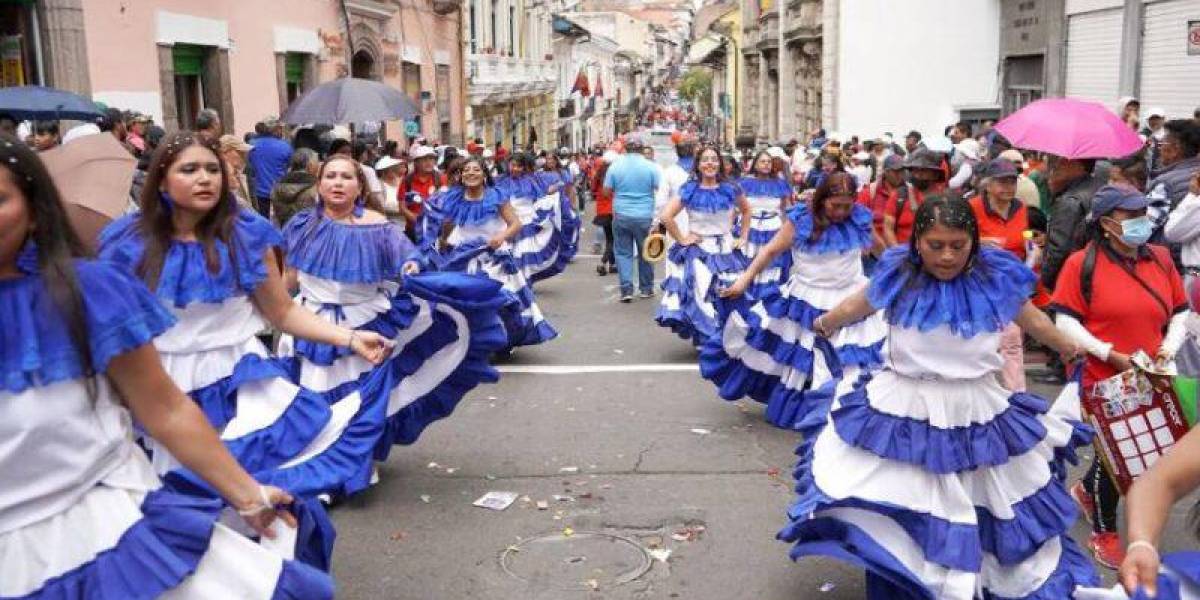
(467, 54), (556, 105)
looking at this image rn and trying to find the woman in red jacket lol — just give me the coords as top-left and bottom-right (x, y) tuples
(592, 156), (616, 275)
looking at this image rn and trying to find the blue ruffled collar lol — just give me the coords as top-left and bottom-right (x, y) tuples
(536, 170), (571, 187)
(283, 207), (415, 284)
(439, 186), (505, 226)
(495, 174), (546, 200)
(681, 181), (738, 213)
(737, 176), (791, 199)
(0, 259), (176, 393)
(868, 245), (1035, 338)
(789, 203), (873, 254)
(98, 207), (283, 308)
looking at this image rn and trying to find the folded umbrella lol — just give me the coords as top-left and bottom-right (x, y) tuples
(0, 86), (105, 121)
(281, 77), (421, 125)
(994, 98), (1145, 159)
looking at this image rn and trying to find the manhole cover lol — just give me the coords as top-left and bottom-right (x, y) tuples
(500, 531), (652, 590)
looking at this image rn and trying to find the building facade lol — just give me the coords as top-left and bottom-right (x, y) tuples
(687, 1), (740, 144)
(552, 15), (619, 150)
(3, 0), (467, 141)
(1063, 0), (1200, 122)
(737, 0), (824, 145)
(463, 0), (556, 150)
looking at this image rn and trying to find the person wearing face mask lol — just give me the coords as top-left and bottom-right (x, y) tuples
(780, 196), (1094, 599)
(274, 155), (508, 498)
(1050, 185), (1189, 570)
(708, 172), (886, 428)
(882, 149), (947, 248)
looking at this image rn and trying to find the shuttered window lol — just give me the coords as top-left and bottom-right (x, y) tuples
(172, 44), (204, 77)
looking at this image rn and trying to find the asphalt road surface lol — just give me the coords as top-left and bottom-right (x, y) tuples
(330, 225), (1198, 599)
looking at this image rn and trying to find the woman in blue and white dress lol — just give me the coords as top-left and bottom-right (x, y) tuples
(656, 146), (751, 346)
(0, 135), (333, 599)
(434, 157), (558, 350)
(496, 153), (559, 282)
(736, 150), (794, 300)
(705, 172), (886, 428)
(99, 131), (393, 498)
(779, 196), (1098, 599)
(535, 151), (581, 280)
(276, 155), (508, 496)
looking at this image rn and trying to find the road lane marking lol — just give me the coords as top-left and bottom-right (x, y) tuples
(496, 364), (699, 374)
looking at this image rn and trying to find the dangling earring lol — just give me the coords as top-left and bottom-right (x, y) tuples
(16, 233), (38, 274)
(159, 191), (175, 215)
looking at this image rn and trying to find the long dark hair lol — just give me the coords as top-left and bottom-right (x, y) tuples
(809, 172), (856, 242)
(507, 152), (536, 177)
(693, 146), (725, 183)
(908, 196), (980, 269)
(456, 156), (494, 189)
(136, 131), (237, 292)
(750, 150), (774, 177)
(0, 133), (94, 392)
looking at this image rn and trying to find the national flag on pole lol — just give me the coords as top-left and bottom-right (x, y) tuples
(571, 66), (590, 97)
(594, 75), (604, 98)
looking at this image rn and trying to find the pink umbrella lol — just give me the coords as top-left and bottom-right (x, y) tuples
(993, 98), (1145, 159)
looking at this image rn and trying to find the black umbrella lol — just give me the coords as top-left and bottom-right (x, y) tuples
(0, 85), (105, 121)
(281, 77), (421, 125)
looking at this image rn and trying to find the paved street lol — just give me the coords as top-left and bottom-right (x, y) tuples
(329, 231), (1197, 599)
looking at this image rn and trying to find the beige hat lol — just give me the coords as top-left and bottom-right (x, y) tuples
(218, 134), (251, 155)
(998, 148), (1024, 167)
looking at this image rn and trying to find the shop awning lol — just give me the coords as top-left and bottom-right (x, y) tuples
(686, 35), (724, 66)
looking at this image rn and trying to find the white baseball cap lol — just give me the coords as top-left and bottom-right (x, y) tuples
(766, 146), (787, 159)
(1148, 107), (1166, 119)
(410, 145), (436, 160)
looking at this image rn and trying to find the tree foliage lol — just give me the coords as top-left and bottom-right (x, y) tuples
(678, 68), (712, 114)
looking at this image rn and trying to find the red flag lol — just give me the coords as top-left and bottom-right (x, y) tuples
(571, 67), (590, 97)
(594, 76), (604, 98)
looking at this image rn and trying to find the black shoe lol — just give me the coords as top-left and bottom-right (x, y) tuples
(620, 293), (633, 303)
(596, 264), (607, 275)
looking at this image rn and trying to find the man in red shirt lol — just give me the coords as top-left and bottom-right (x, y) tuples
(857, 154), (906, 248)
(883, 149), (947, 247)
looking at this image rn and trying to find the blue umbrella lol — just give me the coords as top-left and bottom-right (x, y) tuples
(0, 85), (105, 121)
(281, 77), (421, 125)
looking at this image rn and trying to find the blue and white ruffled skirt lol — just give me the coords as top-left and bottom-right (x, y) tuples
(510, 196), (564, 283)
(735, 210), (790, 300)
(273, 272), (509, 497)
(0, 450), (333, 600)
(778, 368), (1100, 599)
(700, 276), (885, 428)
(655, 234), (749, 346)
(436, 240), (558, 349)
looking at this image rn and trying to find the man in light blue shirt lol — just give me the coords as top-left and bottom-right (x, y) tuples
(603, 139), (660, 302)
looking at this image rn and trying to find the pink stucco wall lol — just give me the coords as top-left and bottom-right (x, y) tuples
(80, 0), (464, 141)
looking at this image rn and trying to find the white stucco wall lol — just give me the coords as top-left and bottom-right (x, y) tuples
(832, 0), (1001, 140)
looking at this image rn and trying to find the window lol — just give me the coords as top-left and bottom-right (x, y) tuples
(0, 3), (41, 86)
(440, 121), (451, 144)
(173, 44), (206, 130)
(490, 0), (498, 50)
(285, 52), (307, 103)
(402, 61), (421, 105)
(469, 1), (477, 53)
(508, 6), (515, 54)
(435, 64), (450, 121)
